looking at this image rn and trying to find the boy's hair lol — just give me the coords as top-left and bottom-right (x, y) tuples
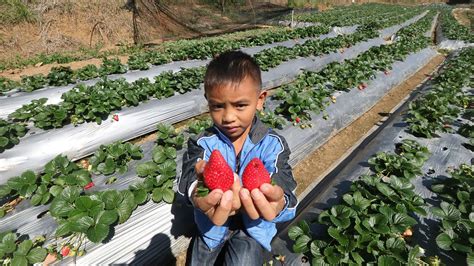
(204, 51), (262, 93)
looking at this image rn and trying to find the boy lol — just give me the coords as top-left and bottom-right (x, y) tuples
(177, 51), (297, 265)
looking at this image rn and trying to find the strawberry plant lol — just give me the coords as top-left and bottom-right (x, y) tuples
(186, 117), (213, 135)
(406, 48), (473, 138)
(0, 119), (27, 153)
(47, 66), (75, 86)
(145, 50), (171, 66)
(156, 124), (185, 149)
(128, 53), (150, 71)
(270, 11), (435, 127)
(8, 98), (48, 122)
(74, 64), (100, 81)
(51, 188), (118, 243)
(0, 231), (48, 266)
(288, 141), (430, 264)
(430, 164), (473, 264)
(89, 142), (144, 176)
(257, 109), (286, 130)
(99, 57), (127, 76)
(0, 155), (93, 213)
(0, 77), (19, 95)
(21, 74), (47, 92)
(439, 9), (474, 43)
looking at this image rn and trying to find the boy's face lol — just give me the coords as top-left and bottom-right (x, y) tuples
(206, 76), (266, 142)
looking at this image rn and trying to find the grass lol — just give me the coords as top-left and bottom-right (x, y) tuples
(0, 0), (36, 24)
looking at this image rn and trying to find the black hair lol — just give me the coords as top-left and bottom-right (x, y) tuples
(204, 51), (262, 93)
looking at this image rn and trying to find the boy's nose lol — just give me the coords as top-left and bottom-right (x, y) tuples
(222, 109), (237, 124)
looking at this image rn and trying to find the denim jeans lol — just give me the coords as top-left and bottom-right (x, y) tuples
(188, 230), (264, 266)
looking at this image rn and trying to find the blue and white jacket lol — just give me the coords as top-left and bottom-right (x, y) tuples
(177, 116), (298, 251)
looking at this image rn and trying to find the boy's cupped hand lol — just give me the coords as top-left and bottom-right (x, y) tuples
(192, 160), (241, 226)
(239, 183), (286, 221)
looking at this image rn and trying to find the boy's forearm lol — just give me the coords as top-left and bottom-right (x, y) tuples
(177, 138), (204, 205)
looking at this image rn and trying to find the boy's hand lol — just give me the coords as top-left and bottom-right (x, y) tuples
(239, 183), (286, 221)
(192, 160), (235, 226)
(230, 172), (242, 216)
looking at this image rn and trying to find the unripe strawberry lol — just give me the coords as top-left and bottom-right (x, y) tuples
(203, 150), (234, 191)
(242, 158), (271, 191)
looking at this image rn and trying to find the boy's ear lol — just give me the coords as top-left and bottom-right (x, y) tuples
(256, 90), (267, 111)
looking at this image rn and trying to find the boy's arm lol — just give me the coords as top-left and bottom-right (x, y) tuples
(177, 136), (205, 205)
(268, 136), (297, 223)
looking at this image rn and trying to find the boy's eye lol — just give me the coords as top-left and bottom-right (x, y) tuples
(210, 104), (223, 110)
(236, 104), (247, 110)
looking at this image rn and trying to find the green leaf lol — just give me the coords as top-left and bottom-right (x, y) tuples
(60, 186), (81, 203)
(69, 215), (95, 232)
(152, 188), (163, 203)
(351, 251), (364, 265)
(457, 191), (469, 202)
(136, 161), (158, 177)
(0, 185), (12, 198)
(288, 225), (305, 241)
(452, 243), (471, 253)
(100, 190), (122, 210)
(15, 240), (32, 256)
(75, 196), (103, 213)
(26, 247), (47, 264)
(55, 222), (71, 237)
(86, 223), (110, 243)
(293, 235), (311, 253)
(0, 136), (8, 147)
(75, 170), (92, 186)
(97, 210), (118, 225)
(22, 171), (36, 184)
(11, 255), (28, 266)
(49, 185), (63, 197)
(328, 226), (349, 246)
(133, 189), (148, 205)
(162, 188), (175, 204)
(30, 194), (43, 206)
(378, 255), (399, 266)
(436, 233), (453, 250)
(50, 199), (74, 218)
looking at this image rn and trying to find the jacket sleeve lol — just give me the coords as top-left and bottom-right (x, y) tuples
(177, 135), (205, 206)
(267, 134), (298, 223)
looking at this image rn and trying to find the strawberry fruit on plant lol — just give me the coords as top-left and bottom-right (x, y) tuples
(242, 158), (271, 191)
(202, 150), (234, 192)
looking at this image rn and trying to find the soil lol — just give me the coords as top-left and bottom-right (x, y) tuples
(452, 8), (473, 28)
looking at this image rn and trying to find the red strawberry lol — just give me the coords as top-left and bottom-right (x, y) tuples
(113, 114), (119, 121)
(203, 150), (234, 191)
(295, 117), (301, 123)
(84, 182), (95, 190)
(61, 246), (70, 257)
(242, 158), (271, 191)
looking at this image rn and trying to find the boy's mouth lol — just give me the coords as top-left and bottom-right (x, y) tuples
(223, 126), (240, 133)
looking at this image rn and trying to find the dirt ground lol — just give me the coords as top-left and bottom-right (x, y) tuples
(452, 8), (473, 27)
